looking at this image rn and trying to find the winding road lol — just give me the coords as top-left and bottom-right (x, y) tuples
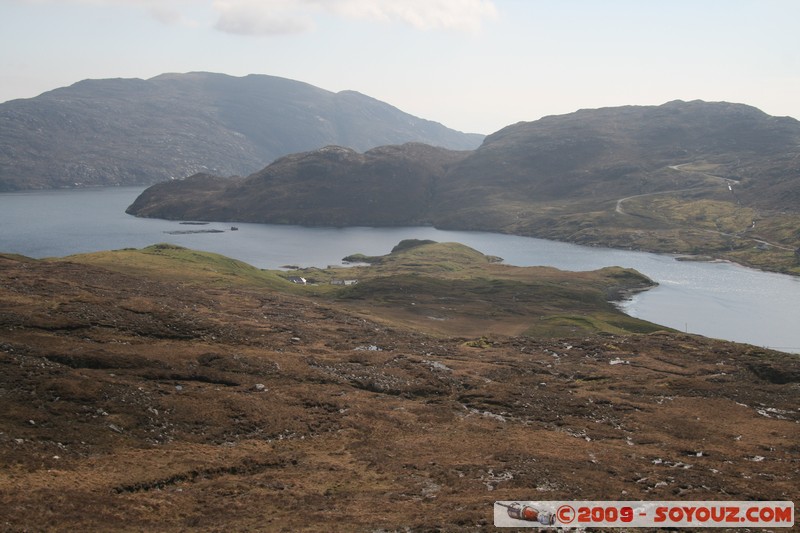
(614, 165), (795, 252)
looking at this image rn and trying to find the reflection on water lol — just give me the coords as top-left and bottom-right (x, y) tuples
(1, 186), (798, 353)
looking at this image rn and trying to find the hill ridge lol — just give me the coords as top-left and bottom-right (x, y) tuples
(0, 72), (483, 191)
(127, 99), (800, 274)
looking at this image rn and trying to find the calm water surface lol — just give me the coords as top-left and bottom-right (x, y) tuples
(1, 186), (798, 353)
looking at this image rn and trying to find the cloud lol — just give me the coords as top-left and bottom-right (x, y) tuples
(213, 0), (314, 35)
(14, 0), (498, 35)
(17, 0), (189, 8)
(14, 0), (200, 26)
(146, 5), (185, 25)
(212, 0), (498, 36)
(325, 0), (499, 32)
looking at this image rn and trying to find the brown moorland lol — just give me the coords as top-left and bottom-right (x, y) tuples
(0, 244), (798, 531)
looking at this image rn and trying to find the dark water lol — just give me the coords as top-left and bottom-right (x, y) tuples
(1, 186), (798, 353)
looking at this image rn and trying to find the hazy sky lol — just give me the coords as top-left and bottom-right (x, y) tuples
(2, 0), (798, 134)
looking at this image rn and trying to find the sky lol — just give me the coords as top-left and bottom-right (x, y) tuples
(1, 0), (799, 134)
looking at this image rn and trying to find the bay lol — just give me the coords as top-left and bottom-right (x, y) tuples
(1, 186), (798, 353)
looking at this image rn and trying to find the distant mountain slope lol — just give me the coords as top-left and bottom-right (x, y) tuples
(0, 72), (483, 190)
(127, 143), (468, 226)
(439, 100), (800, 210)
(128, 100), (800, 273)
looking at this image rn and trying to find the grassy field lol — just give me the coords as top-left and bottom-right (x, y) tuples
(286, 240), (662, 338)
(62, 240), (662, 339)
(63, 244), (297, 291)
(474, 193), (800, 276)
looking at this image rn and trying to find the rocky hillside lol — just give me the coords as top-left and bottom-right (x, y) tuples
(0, 72), (483, 190)
(443, 99), (800, 211)
(1, 244), (797, 531)
(127, 143), (469, 226)
(128, 100), (800, 273)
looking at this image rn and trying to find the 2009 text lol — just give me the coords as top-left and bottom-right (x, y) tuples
(494, 500), (794, 528)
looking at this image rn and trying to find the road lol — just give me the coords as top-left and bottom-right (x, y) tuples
(614, 165), (795, 252)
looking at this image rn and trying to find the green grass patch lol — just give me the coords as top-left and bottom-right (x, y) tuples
(57, 240), (665, 338)
(61, 244), (292, 291)
(524, 312), (665, 338)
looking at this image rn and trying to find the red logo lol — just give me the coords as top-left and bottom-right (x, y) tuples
(557, 505), (575, 524)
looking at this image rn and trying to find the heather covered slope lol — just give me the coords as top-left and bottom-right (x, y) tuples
(1, 244), (798, 531)
(431, 100), (800, 229)
(446, 100), (800, 207)
(128, 100), (800, 273)
(432, 100), (800, 273)
(127, 143), (469, 226)
(0, 72), (483, 190)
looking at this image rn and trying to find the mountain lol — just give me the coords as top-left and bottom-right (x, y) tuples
(128, 100), (800, 274)
(127, 143), (469, 226)
(0, 72), (483, 190)
(444, 99), (800, 211)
